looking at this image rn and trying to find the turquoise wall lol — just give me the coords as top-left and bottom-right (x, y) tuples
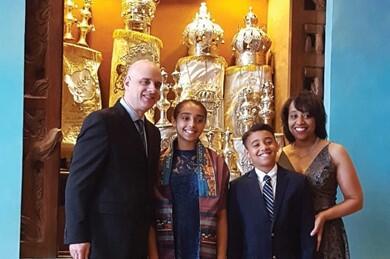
(325, 1), (390, 258)
(0, 1), (25, 258)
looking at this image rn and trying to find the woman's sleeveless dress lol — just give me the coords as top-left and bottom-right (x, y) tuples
(279, 144), (350, 259)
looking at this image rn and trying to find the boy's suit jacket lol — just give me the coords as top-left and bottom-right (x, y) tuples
(228, 165), (315, 259)
(64, 101), (161, 259)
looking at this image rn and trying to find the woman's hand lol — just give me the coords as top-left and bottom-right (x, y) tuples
(310, 212), (327, 251)
(69, 242), (90, 259)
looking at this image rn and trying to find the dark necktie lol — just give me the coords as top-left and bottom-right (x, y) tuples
(263, 175), (274, 219)
(135, 119), (147, 153)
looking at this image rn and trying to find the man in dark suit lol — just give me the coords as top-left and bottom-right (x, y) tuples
(64, 59), (162, 259)
(228, 123), (315, 259)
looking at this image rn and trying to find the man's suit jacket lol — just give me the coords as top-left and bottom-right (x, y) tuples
(228, 165), (315, 259)
(64, 101), (161, 259)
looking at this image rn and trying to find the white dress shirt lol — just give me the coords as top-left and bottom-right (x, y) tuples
(255, 164), (278, 199)
(120, 98), (148, 154)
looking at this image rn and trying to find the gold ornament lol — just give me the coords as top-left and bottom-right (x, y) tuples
(232, 7), (271, 66)
(183, 2), (224, 56)
(64, 0), (77, 41)
(77, 0), (95, 47)
(121, 0), (159, 33)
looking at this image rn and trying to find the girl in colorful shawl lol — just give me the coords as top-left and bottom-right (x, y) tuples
(149, 99), (230, 259)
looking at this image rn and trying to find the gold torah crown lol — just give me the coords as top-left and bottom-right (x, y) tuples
(232, 7), (271, 66)
(183, 2), (224, 56)
(121, 0), (159, 33)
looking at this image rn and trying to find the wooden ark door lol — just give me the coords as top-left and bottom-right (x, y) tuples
(21, 0), (63, 257)
(291, 0), (326, 98)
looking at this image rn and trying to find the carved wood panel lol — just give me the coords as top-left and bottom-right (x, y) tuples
(21, 0), (63, 257)
(291, 0), (326, 98)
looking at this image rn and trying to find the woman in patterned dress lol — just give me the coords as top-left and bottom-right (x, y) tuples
(149, 99), (230, 259)
(278, 91), (363, 259)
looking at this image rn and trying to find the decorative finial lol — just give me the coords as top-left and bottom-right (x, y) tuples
(77, 0), (95, 47)
(232, 7), (271, 65)
(171, 71), (182, 108)
(121, 0), (159, 34)
(244, 7), (258, 27)
(156, 67), (172, 128)
(64, 0), (77, 41)
(183, 2), (224, 56)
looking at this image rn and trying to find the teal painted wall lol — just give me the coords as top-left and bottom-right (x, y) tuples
(0, 1), (25, 258)
(325, 1), (390, 258)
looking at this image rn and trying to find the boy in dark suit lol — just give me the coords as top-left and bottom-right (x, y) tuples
(228, 123), (315, 259)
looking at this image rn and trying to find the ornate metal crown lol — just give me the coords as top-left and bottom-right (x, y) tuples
(121, 0), (159, 34)
(183, 2), (224, 56)
(232, 7), (271, 66)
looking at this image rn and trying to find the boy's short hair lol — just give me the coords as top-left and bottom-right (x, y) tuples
(242, 123), (275, 148)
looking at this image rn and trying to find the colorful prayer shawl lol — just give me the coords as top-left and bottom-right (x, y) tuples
(154, 139), (230, 259)
(160, 140), (217, 197)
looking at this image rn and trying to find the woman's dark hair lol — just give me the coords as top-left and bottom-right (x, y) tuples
(281, 91), (327, 143)
(172, 99), (207, 120)
(242, 123), (275, 148)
